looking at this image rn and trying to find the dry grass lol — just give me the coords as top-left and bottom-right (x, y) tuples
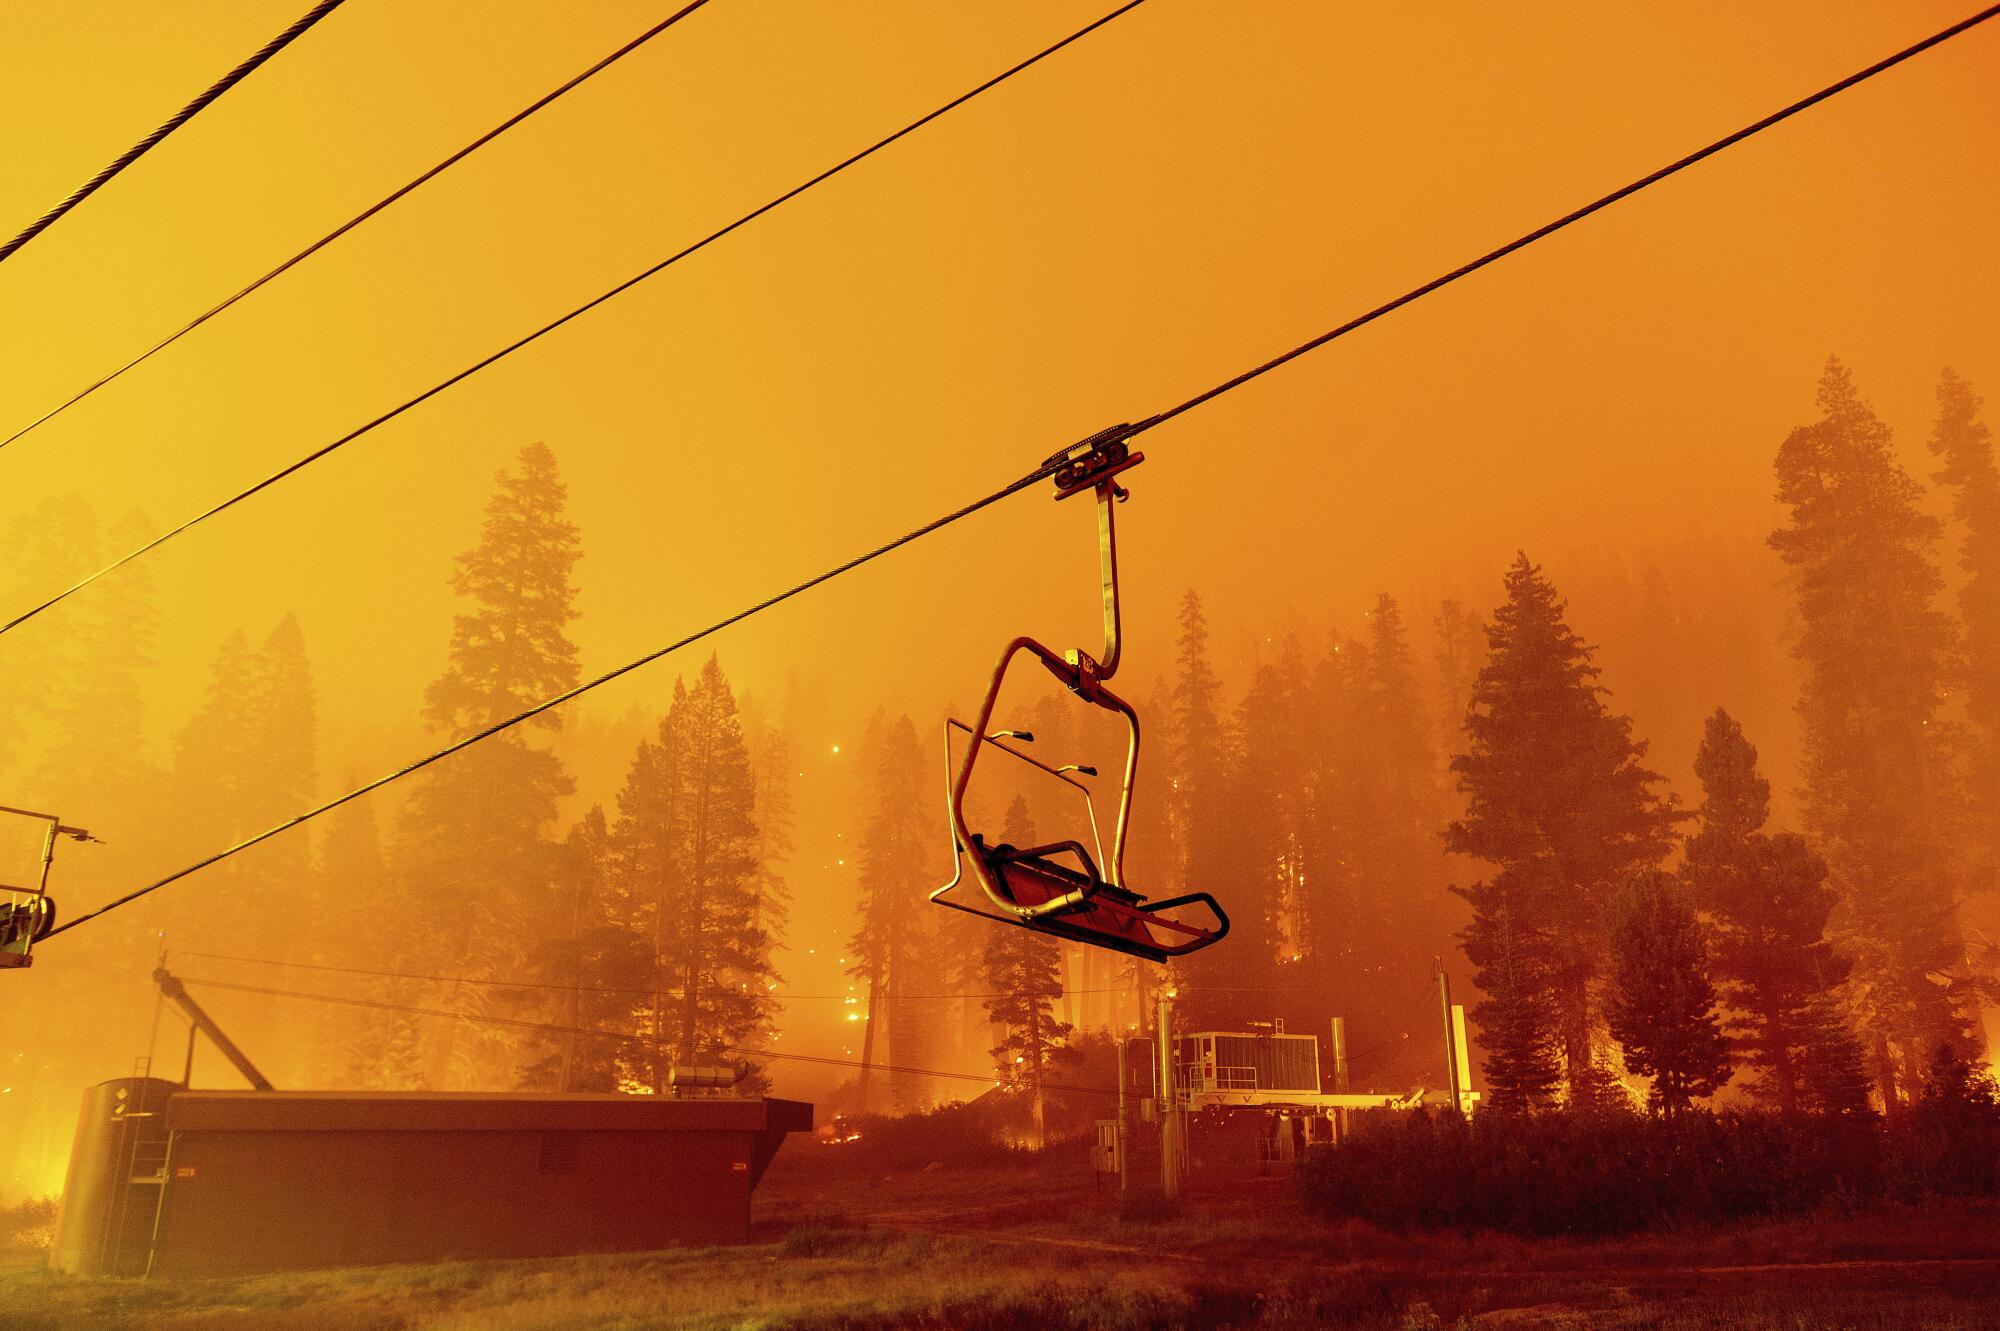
(6, 1149), (1999, 1330)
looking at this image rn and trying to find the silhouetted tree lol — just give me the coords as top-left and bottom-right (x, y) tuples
(656, 657), (775, 1079)
(1683, 708), (1864, 1112)
(983, 795), (1072, 1147)
(398, 442), (581, 1088)
(848, 713), (933, 1111)
(1608, 871), (1732, 1115)
(516, 805), (654, 1092)
(1450, 554), (1679, 1109)
(1770, 358), (1971, 1100)
(1928, 369), (2000, 884)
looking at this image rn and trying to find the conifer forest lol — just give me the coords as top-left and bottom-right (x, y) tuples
(3, 4), (1998, 1327)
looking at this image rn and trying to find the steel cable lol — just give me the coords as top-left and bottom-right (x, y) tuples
(0, 0), (350, 266)
(0, 0), (1152, 636)
(0, 0), (716, 454)
(39, 2), (2000, 940)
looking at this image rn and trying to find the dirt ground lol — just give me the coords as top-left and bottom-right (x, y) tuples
(4, 1142), (1998, 1330)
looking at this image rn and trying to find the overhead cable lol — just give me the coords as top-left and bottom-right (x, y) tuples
(0, 0), (715, 454)
(43, 2), (2000, 940)
(0, 0), (1152, 635)
(0, 0), (350, 266)
(168, 946), (1143, 1001)
(174, 974), (1120, 1096)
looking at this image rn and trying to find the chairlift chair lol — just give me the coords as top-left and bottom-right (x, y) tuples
(930, 430), (1229, 964)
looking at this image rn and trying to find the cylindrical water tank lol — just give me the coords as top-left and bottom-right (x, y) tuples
(49, 1077), (177, 1276)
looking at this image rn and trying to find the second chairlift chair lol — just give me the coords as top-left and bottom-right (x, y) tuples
(931, 429), (1229, 964)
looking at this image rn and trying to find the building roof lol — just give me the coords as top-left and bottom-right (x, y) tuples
(163, 1090), (813, 1135)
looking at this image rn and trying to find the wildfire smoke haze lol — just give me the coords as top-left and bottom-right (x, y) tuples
(0, 2), (1997, 1324)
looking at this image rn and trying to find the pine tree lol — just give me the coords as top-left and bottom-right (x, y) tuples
(1928, 369), (2000, 883)
(398, 442), (582, 1088)
(1360, 595), (1447, 1050)
(1683, 709), (1863, 1112)
(2, 499), (78, 773)
(1608, 871), (1732, 1115)
(847, 713), (933, 1111)
(1432, 598), (1483, 762)
(1449, 554), (1679, 1109)
(738, 691), (797, 945)
(653, 658), (776, 1079)
(983, 795), (1072, 1147)
(609, 687), (688, 1091)
(1297, 631), (1373, 1033)
(1770, 358), (1970, 1101)
(1169, 591), (1230, 908)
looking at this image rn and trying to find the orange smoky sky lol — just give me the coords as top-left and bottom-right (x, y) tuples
(1, 1), (1996, 1179)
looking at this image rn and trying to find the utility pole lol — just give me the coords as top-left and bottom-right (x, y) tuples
(1156, 989), (1178, 1200)
(1437, 961), (1463, 1115)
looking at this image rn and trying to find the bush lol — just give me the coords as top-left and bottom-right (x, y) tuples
(0, 1197), (56, 1254)
(817, 1098), (1031, 1173)
(1297, 1105), (1902, 1236)
(1885, 1047), (2000, 1199)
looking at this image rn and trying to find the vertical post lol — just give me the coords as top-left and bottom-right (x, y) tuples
(1451, 1003), (1472, 1106)
(1115, 1037), (1129, 1195)
(1438, 963), (1463, 1115)
(1330, 1014), (1351, 1140)
(1156, 990), (1177, 1200)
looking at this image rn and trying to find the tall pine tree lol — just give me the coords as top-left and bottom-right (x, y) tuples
(1929, 369), (2000, 886)
(1683, 709), (1866, 1112)
(658, 657), (776, 1077)
(1449, 554), (1679, 1110)
(1770, 359), (1971, 1100)
(847, 713), (934, 1111)
(398, 442), (582, 1088)
(983, 794), (1072, 1147)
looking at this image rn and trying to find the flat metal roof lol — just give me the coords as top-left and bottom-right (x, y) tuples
(163, 1090), (813, 1135)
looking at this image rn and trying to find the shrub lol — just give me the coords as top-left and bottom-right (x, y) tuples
(1297, 1106), (1910, 1236)
(0, 1197), (56, 1254)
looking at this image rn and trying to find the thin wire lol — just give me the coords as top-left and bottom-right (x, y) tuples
(1114, 1), (2000, 447)
(168, 945), (1146, 1001)
(0, 1), (716, 454)
(174, 974), (1121, 1096)
(46, 462), (1052, 939)
(0, 0), (1152, 636)
(0, 0), (350, 266)
(44, 1), (2000, 940)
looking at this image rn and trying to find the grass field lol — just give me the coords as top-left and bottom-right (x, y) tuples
(5, 1143), (1999, 1330)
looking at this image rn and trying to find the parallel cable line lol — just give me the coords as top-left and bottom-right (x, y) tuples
(168, 946), (1143, 1001)
(174, 974), (1120, 1095)
(0, 0), (350, 266)
(0, 0), (1152, 635)
(0, 0), (715, 454)
(43, 2), (2000, 941)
